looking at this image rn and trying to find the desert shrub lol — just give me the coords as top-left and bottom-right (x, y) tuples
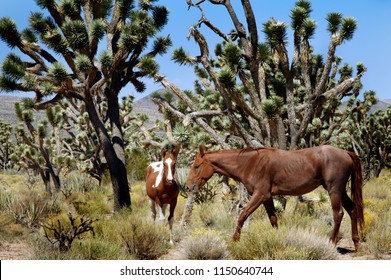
(0, 212), (26, 239)
(126, 147), (149, 182)
(42, 212), (97, 252)
(196, 202), (234, 231)
(228, 220), (338, 260)
(0, 187), (15, 211)
(121, 213), (170, 260)
(62, 172), (102, 194)
(70, 238), (132, 260)
(72, 192), (111, 217)
(365, 212), (391, 258)
(8, 192), (61, 228)
(172, 229), (230, 260)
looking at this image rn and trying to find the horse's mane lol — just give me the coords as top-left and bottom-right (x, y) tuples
(236, 146), (276, 156)
(204, 146), (273, 156)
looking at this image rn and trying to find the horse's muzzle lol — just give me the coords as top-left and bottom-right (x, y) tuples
(165, 179), (175, 185)
(185, 183), (198, 193)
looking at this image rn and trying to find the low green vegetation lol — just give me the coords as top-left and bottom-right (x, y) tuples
(0, 170), (390, 260)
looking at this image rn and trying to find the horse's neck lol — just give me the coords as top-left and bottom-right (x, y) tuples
(207, 150), (254, 181)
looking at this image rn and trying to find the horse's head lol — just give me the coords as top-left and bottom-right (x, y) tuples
(161, 144), (180, 184)
(185, 145), (215, 193)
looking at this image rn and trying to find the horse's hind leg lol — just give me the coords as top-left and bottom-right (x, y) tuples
(342, 191), (360, 250)
(263, 198), (278, 228)
(328, 191), (344, 246)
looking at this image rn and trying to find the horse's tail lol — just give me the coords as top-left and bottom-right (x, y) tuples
(348, 151), (365, 232)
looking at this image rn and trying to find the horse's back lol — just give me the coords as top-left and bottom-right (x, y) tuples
(266, 145), (354, 195)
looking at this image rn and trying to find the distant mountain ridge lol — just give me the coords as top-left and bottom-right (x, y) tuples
(0, 94), (389, 127)
(0, 96), (24, 125)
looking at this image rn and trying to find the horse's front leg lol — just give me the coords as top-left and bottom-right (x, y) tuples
(149, 198), (156, 221)
(158, 203), (168, 222)
(168, 198), (178, 245)
(233, 192), (267, 241)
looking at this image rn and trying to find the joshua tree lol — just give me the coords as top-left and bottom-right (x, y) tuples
(345, 95), (390, 178)
(147, 0), (368, 153)
(0, 119), (13, 170)
(0, 0), (171, 210)
(11, 98), (62, 194)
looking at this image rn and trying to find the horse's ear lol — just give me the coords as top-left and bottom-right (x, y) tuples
(161, 148), (166, 158)
(199, 145), (205, 157)
(173, 144), (180, 157)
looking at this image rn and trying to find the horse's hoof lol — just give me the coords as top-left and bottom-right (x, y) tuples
(233, 233), (240, 242)
(354, 242), (361, 251)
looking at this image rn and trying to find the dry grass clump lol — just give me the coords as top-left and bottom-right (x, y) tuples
(364, 212), (391, 258)
(170, 229), (230, 260)
(228, 220), (338, 260)
(121, 212), (171, 260)
(361, 170), (391, 258)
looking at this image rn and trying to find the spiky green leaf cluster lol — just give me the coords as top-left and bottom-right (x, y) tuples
(40, 82), (55, 96)
(340, 17), (357, 41)
(338, 63), (353, 80)
(173, 124), (191, 144)
(326, 13), (357, 41)
(263, 20), (288, 48)
(29, 12), (69, 53)
(22, 75), (37, 90)
(119, 0), (135, 18)
(75, 55), (92, 73)
(37, 122), (48, 138)
(261, 95), (284, 119)
(46, 105), (63, 126)
(0, 17), (21, 48)
(1, 53), (26, 80)
(151, 35), (172, 55)
(35, 0), (55, 9)
(61, 0), (81, 18)
(217, 66), (236, 88)
(139, 56), (159, 77)
(99, 50), (113, 68)
(223, 42), (242, 70)
(48, 62), (69, 82)
(172, 47), (192, 66)
(90, 19), (106, 41)
(290, 6), (308, 30)
(118, 8), (160, 52)
(21, 28), (38, 43)
(326, 12), (343, 34)
(62, 20), (89, 50)
(301, 19), (317, 39)
(152, 5), (169, 31)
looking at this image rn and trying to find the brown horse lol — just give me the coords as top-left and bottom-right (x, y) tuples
(146, 144), (180, 244)
(185, 145), (364, 250)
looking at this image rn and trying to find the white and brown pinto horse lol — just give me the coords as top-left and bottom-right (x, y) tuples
(146, 144), (180, 244)
(186, 145), (364, 250)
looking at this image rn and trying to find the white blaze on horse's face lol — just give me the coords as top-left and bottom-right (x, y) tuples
(165, 157), (174, 181)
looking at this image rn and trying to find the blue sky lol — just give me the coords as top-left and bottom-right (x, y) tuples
(1, 0), (390, 101)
